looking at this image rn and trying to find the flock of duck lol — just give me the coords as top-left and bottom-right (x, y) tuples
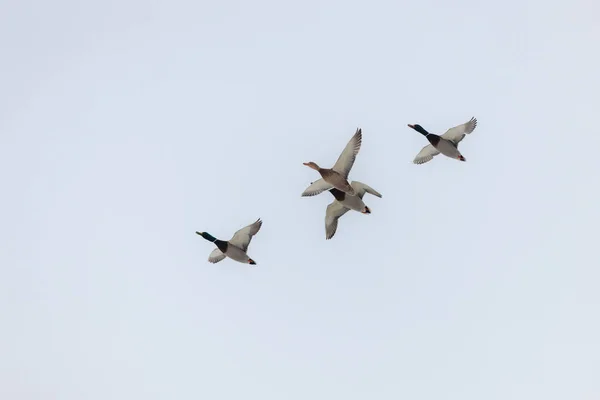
(196, 116), (479, 266)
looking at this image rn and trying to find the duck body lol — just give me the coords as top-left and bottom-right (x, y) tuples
(302, 128), (362, 197)
(408, 117), (477, 164)
(218, 240), (252, 263)
(196, 218), (262, 265)
(328, 188), (370, 213)
(305, 164), (356, 195)
(425, 133), (465, 161)
(323, 181), (382, 239)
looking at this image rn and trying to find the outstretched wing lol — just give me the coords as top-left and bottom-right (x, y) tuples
(229, 218), (262, 252)
(350, 181), (382, 199)
(208, 249), (226, 263)
(413, 144), (441, 164)
(331, 128), (362, 179)
(301, 179), (333, 197)
(325, 202), (350, 240)
(441, 117), (477, 145)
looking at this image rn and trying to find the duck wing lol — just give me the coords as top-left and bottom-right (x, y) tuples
(301, 179), (334, 197)
(331, 128), (362, 179)
(325, 202), (350, 240)
(441, 117), (477, 145)
(229, 218), (262, 252)
(208, 249), (226, 263)
(413, 144), (441, 164)
(350, 181), (382, 199)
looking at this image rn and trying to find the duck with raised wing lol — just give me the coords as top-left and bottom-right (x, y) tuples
(302, 128), (362, 196)
(408, 117), (478, 164)
(323, 181), (382, 240)
(196, 218), (262, 265)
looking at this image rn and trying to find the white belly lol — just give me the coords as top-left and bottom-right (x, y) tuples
(339, 194), (365, 212)
(225, 245), (249, 263)
(436, 139), (462, 158)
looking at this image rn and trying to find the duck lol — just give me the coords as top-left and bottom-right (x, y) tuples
(322, 181), (382, 240)
(302, 128), (362, 196)
(408, 117), (478, 164)
(195, 218), (262, 265)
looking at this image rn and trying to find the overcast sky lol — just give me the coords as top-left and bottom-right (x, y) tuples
(1, 0), (599, 399)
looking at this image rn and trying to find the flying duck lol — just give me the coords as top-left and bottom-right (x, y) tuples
(408, 117), (478, 164)
(196, 218), (262, 265)
(323, 181), (382, 240)
(302, 128), (362, 196)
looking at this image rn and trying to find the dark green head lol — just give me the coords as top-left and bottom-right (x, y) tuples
(196, 232), (217, 242)
(407, 123), (430, 136)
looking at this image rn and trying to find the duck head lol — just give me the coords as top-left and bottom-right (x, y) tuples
(196, 232), (217, 242)
(362, 206), (371, 214)
(407, 124), (430, 136)
(303, 161), (320, 170)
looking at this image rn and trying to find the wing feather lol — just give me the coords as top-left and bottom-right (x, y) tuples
(208, 249), (226, 263)
(229, 218), (262, 252)
(441, 117), (477, 145)
(331, 128), (362, 179)
(413, 144), (441, 164)
(350, 181), (382, 199)
(301, 179), (333, 197)
(325, 202), (350, 240)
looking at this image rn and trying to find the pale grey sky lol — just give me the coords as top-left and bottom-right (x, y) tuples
(1, 0), (599, 399)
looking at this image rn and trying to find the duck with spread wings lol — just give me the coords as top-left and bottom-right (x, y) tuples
(323, 181), (382, 240)
(408, 117), (478, 164)
(302, 128), (362, 197)
(196, 219), (262, 266)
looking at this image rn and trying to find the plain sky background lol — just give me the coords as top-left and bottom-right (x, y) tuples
(1, 0), (599, 399)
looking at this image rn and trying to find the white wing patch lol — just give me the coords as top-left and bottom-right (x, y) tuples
(413, 144), (441, 164)
(331, 128), (362, 179)
(325, 201), (350, 240)
(208, 249), (226, 263)
(229, 218), (262, 252)
(301, 179), (333, 197)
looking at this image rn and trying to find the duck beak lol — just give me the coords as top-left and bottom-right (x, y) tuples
(407, 124), (415, 129)
(195, 231), (203, 235)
